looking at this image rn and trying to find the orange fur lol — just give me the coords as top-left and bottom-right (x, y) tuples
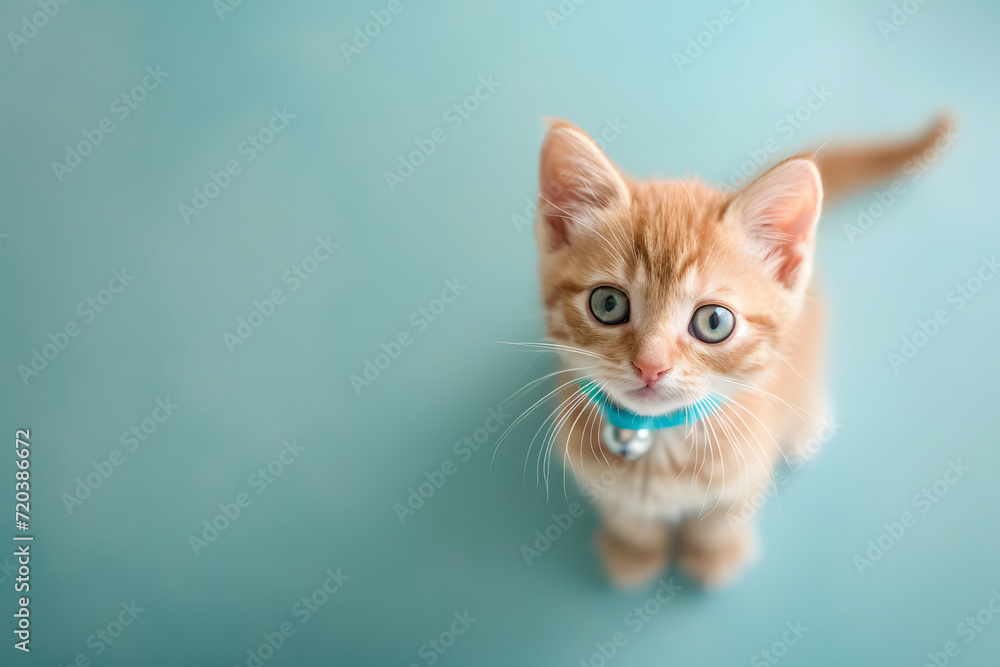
(533, 116), (949, 588)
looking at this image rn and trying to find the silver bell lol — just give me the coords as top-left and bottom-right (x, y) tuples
(602, 422), (653, 460)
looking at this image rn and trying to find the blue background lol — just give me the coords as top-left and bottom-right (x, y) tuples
(2, 0), (999, 665)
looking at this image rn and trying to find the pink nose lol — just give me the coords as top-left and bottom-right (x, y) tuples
(633, 360), (670, 386)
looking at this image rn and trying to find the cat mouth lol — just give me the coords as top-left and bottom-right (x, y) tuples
(628, 386), (660, 401)
(619, 386), (690, 416)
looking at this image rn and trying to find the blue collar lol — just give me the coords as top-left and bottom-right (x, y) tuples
(578, 381), (723, 431)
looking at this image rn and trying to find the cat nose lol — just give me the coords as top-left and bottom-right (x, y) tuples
(633, 360), (670, 386)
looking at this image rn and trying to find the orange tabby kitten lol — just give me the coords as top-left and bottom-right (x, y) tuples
(533, 116), (951, 588)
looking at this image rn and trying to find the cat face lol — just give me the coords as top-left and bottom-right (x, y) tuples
(535, 120), (823, 417)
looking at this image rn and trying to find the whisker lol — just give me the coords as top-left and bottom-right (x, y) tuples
(490, 375), (589, 470)
(579, 376), (614, 469)
(715, 376), (813, 422)
(772, 351), (811, 386)
(544, 390), (590, 500)
(580, 396), (602, 474)
(497, 365), (599, 407)
(720, 392), (791, 469)
(574, 175), (637, 264)
(713, 407), (751, 511)
(698, 401), (723, 518)
(530, 381), (594, 489)
(497, 340), (611, 362)
(539, 195), (629, 268)
(561, 389), (599, 501)
(691, 398), (711, 490)
(710, 394), (785, 521)
(703, 405), (744, 517)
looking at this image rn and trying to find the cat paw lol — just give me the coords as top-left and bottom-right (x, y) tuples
(678, 530), (757, 588)
(595, 527), (669, 589)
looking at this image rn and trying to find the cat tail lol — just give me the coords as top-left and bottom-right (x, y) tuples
(807, 115), (955, 204)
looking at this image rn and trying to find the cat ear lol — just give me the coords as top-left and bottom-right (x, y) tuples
(728, 158), (823, 287)
(537, 119), (630, 248)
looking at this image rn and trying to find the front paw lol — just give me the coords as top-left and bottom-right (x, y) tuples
(595, 527), (669, 589)
(678, 528), (757, 588)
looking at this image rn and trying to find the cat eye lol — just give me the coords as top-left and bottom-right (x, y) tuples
(589, 286), (630, 325)
(689, 305), (735, 343)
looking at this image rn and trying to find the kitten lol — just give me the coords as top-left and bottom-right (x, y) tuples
(533, 116), (952, 588)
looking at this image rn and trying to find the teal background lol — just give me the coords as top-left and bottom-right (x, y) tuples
(2, 0), (999, 665)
